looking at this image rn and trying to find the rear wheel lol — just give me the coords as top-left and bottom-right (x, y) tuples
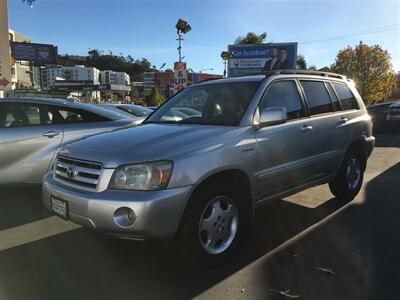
(329, 147), (365, 201)
(176, 179), (249, 266)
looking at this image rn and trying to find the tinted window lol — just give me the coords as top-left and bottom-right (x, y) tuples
(331, 82), (359, 110)
(0, 103), (54, 128)
(147, 81), (260, 126)
(259, 80), (305, 121)
(118, 105), (152, 117)
(326, 82), (342, 111)
(301, 81), (333, 115)
(53, 107), (108, 124)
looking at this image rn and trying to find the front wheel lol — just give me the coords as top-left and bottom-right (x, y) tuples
(329, 148), (365, 201)
(175, 179), (249, 266)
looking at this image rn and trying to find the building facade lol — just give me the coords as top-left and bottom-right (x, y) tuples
(100, 70), (130, 86)
(42, 65), (100, 89)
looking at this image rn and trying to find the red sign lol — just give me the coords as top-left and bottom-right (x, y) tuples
(0, 78), (10, 87)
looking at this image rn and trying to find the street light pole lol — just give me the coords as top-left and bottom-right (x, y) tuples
(177, 32), (183, 62)
(175, 19), (191, 63)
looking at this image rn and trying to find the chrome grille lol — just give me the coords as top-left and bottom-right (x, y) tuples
(54, 155), (102, 192)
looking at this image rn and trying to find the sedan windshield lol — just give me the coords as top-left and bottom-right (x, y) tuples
(146, 81), (260, 126)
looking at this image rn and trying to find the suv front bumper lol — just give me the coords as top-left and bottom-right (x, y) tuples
(42, 171), (192, 241)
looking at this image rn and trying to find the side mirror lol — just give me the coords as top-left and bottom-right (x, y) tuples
(259, 107), (287, 128)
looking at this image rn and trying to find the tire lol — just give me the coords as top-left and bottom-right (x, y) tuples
(175, 178), (250, 266)
(329, 147), (365, 201)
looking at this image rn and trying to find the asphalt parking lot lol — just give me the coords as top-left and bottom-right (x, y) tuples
(0, 133), (399, 300)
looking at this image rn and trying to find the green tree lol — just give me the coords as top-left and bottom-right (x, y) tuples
(130, 86), (140, 101)
(235, 32), (267, 45)
(296, 55), (307, 70)
(331, 42), (396, 104)
(145, 87), (165, 107)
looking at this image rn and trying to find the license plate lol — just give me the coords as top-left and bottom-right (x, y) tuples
(51, 197), (69, 219)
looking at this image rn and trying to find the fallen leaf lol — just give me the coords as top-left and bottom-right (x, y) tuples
(270, 289), (300, 299)
(317, 267), (336, 275)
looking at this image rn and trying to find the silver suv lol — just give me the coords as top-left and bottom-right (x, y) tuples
(43, 71), (375, 264)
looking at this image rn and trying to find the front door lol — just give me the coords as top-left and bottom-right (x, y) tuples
(255, 80), (316, 201)
(0, 102), (63, 184)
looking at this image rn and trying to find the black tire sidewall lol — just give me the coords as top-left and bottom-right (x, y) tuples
(330, 148), (365, 201)
(176, 179), (249, 266)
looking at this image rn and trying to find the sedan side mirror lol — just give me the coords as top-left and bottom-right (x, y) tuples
(259, 107), (287, 128)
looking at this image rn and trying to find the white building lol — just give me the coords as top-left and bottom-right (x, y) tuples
(100, 70), (130, 86)
(43, 65), (100, 89)
(9, 29), (34, 90)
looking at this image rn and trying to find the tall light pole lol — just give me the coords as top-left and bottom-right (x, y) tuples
(175, 19), (191, 63)
(220, 51), (234, 78)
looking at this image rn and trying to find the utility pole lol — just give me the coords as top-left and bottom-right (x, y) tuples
(175, 19), (191, 63)
(177, 32), (183, 62)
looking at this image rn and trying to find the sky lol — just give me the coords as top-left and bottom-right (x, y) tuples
(7, 0), (400, 75)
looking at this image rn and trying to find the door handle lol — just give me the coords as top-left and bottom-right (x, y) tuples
(43, 131), (60, 138)
(301, 124), (313, 132)
(340, 117), (349, 124)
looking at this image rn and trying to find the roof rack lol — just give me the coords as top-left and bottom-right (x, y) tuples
(249, 69), (346, 80)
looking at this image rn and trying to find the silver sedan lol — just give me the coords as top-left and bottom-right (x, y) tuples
(0, 98), (135, 185)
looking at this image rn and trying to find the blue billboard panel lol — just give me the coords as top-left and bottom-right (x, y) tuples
(11, 42), (58, 64)
(228, 43), (297, 77)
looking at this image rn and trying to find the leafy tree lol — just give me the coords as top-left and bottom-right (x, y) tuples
(331, 42), (396, 104)
(296, 55), (307, 70)
(235, 32), (267, 45)
(145, 87), (165, 107)
(130, 86), (140, 102)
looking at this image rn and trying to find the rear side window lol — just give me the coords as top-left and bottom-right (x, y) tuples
(53, 107), (109, 124)
(326, 82), (342, 111)
(259, 80), (306, 121)
(0, 103), (54, 128)
(300, 81), (333, 115)
(331, 82), (359, 110)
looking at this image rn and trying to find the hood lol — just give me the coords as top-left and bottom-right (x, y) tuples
(58, 124), (238, 168)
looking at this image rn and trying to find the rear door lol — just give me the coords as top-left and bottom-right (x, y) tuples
(51, 106), (120, 145)
(0, 102), (63, 184)
(255, 79), (316, 200)
(299, 80), (351, 177)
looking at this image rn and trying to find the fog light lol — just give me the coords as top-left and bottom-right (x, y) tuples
(113, 207), (136, 228)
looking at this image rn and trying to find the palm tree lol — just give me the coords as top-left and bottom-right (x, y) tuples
(235, 32), (267, 45)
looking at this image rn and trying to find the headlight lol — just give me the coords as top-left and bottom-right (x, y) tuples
(108, 161), (173, 191)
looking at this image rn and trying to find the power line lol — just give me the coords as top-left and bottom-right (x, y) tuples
(299, 24), (400, 44)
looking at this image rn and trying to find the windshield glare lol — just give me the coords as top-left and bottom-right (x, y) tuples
(146, 81), (260, 126)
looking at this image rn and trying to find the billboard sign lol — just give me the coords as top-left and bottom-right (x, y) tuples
(11, 42), (58, 64)
(227, 43), (297, 77)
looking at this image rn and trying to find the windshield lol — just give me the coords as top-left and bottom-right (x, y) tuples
(146, 81), (260, 126)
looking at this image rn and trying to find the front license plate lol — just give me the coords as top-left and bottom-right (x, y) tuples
(51, 197), (69, 219)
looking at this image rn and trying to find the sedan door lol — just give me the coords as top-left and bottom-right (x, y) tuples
(255, 80), (316, 201)
(0, 102), (63, 184)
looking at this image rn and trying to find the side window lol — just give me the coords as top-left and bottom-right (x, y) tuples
(326, 82), (342, 111)
(331, 82), (359, 110)
(55, 107), (107, 124)
(300, 80), (333, 116)
(0, 103), (54, 128)
(259, 80), (305, 121)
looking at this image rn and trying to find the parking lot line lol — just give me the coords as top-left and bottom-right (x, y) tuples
(0, 216), (80, 252)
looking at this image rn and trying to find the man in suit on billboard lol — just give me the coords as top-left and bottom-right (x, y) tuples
(275, 48), (290, 70)
(263, 48), (279, 71)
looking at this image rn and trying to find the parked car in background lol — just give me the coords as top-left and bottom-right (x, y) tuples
(386, 102), (400, 131)
(366, 101), (395, 133)
(0, 98), (135, 185)
(43, 71), (374, 265)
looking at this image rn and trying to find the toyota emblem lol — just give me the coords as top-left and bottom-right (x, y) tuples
(66, 167), (76, 178)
